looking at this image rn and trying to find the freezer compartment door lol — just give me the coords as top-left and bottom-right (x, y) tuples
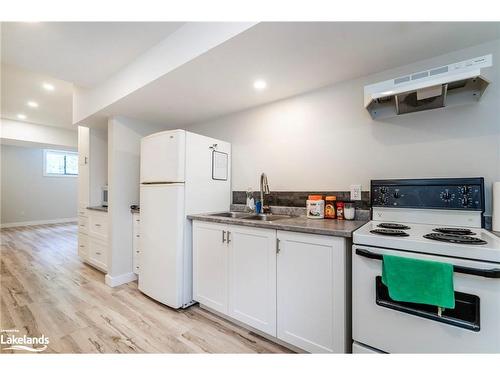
(140, 129), (185, 183)
(139, 183), (185, 308)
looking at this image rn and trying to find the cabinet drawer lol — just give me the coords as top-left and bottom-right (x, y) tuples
(89, 213), (108, 239)
(89, 237), (107, 271)
(78, 216), (89, 234)
(78, 233), (89, 259)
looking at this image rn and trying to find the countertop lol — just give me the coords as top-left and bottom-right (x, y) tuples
(187, 212), (367, 237)
(87, 205), (108, 212)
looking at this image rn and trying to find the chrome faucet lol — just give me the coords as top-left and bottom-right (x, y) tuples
(260, 173), (270, 214)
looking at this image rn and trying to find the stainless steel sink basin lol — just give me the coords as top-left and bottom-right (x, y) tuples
(208, 212), (295, 221)
(209, 212), (254, 218)
(243, 214), (294, 221)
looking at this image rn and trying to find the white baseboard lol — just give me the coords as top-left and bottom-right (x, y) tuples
(105, 272), (137, 287)
(0, 217), (78, 229)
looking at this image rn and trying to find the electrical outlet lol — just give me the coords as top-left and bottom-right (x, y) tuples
(350, 184), (362, 201)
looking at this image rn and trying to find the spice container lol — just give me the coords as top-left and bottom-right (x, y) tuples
(307, 195), (325, 219)
(336, 201), (344, 220)
(344, 201), (355, 220)
(324, 196), (336, 219)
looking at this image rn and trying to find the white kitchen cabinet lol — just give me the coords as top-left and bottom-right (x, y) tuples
(78, 233), (89, 258)
(227, 225), (277, 336)
(78, 209), (109, 273)
(132, 213), (140, 274)
(88, 210), (108, 240)
(77, 125), (107, 210)
(88, 236), (108, 271)
(78, 126), (90, 210)
(192, 219), (350, 353)
(193, 221), (229, 314)
(276, 230), (348, 353)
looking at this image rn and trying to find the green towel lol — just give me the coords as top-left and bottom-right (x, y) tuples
(382, 255), (455, 309)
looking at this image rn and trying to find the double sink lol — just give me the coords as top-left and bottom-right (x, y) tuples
(210, 212), (295, 222)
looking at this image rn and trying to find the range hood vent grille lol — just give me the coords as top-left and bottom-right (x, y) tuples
(365, 55), (492, 119)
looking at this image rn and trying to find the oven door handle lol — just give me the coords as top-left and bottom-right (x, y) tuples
(355, 248), (500, 279)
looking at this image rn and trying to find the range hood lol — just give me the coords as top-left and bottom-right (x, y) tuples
(364, 55), (492, 119)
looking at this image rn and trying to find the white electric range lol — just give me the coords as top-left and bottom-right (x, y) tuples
(352, 178), (500, 354)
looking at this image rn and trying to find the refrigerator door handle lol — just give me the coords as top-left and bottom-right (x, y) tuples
(222, 230), (226, 243)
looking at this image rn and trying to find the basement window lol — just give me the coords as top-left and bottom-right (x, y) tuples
(43, 149), (78, 177)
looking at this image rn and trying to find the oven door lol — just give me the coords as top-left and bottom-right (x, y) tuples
(352, 245), (500, 353)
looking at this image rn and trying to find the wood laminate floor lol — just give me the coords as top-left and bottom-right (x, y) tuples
(0, 223), (291, 354)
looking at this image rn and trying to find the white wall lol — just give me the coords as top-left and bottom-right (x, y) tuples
(186, 39), (500, 214)
(106, 116), (168, 283)
(1, 118), (77, 149)
(1, 144), (77, 226)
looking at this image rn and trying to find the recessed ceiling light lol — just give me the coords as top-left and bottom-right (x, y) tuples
(42, 83), (55, 91)
(253, 79), (267, 91)
(17, 114), (27, 120)
(27, 101), (39, 108)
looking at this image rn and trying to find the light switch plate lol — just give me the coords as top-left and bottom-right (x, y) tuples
(350, 184), (362, 201)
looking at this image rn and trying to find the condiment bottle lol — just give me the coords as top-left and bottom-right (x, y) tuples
(324, 196), (336, 219)
(336, 201), (344, 220)
(307, 195), (325, 219)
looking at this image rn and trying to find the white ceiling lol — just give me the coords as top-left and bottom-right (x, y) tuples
(1, 64), (74, 128)
(1, 22), (184, 88)
(2, 22), (499, 130)
(90, 22), (500, 127)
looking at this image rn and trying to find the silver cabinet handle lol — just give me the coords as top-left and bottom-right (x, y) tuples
(95, 223), (101, 227)
(227, 231), (231, 244)
(222, 230), (226, 243)
(136, 234), (140, 237)
(95, 252), (101, 255)
(276, 238), (280, 254)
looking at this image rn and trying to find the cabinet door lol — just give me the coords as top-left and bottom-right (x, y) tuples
(88, 211), (108, 240)
(77, 126), (90, 209)
(88, 237), (108, 272)
(228, 225), (277, 336)
(192, 221), (229, 314)
(277, 231), (347, 353)
(78, 233), (89, 259)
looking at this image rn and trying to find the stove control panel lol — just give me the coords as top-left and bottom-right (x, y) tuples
(371, 178), (484, 211)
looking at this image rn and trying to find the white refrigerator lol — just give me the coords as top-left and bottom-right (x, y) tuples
(139, 129), (231, 308)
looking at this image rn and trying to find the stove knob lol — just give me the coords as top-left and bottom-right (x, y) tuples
(379, 196), (387, 204)
(393, 191), (400, 199)
(461, 186), (470, 195)
(380, 187), (387, 194)
(442, 191), (451, 200)
(461, 197), (470, 206)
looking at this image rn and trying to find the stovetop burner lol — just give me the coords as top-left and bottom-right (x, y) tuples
(378, 223), (411, 230)
(433, 227), (476, 235)
(424, 233), (487, 245)
(370, 229), (410, 237)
